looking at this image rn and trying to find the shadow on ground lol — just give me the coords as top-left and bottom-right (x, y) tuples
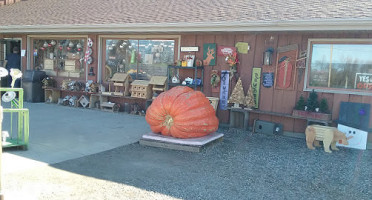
(51, 128), (372, 200)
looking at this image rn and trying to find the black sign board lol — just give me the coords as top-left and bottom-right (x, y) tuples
(262, 72), (274, 88)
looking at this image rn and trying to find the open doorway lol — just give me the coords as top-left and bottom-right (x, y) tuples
(0, 38), (22, 87)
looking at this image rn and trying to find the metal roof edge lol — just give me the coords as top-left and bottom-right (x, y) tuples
(2, 19), (372, 33)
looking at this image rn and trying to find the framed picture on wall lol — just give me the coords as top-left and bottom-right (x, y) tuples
(203, 43), (216, 66)
(274, 44), (298, 90)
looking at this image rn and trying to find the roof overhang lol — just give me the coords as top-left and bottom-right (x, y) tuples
(1, 19), (372, 34)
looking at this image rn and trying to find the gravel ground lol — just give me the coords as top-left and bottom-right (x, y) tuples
(4, 128), (372, 200)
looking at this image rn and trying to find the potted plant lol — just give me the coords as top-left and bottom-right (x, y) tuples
(292, 90), (332, 121)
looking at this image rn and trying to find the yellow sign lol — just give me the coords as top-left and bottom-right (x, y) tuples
(235, 42), (249, 54)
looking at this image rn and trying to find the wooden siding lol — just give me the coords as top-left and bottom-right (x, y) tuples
(3, 31), (371, 138)
(180, 32), (372, 135)
(0, 0), (24, 6)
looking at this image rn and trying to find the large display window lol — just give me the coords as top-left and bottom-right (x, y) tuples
(31, 36), (86, 78)
(305, 39), (372, 95)
(102, 37), (177, 81)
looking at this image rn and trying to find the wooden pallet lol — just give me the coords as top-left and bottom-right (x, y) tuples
(139, 132), (224, 152)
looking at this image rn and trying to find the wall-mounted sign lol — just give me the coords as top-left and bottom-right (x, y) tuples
(252, 67), (261, 109)
(181, 46), (199, 52)
(203, 43), (216, 66)
(217, 46), (236, 56)
(355, 73), (372, 90)
(219, 70), (230, 110)
(235, 42), (249, 54)
(262, 72), (274, 88)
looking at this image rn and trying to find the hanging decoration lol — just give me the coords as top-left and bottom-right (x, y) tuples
(50, 40), (56, 46)
(76, 43), (82, 49)
(84, 38), (94, 79)
(130, 50), (136, 64)
(203, 43), (216, 66)
(275, 44), (298, 90)
(235, 42), (250, 54)
(87, 38), (93, 47)
(219, 70), (230, 110)
(217, 46), (236, 56)
(43, 41), (48, 48)
(210, 70), (220, 88)
(262, 72), (274, 88)
(68, 41), (74, 48)
(225, 52), (239, 80)
(296, 50), (307, 83)
(263, 48), (274, 66)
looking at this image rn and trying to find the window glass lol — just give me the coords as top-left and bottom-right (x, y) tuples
(104, 39), (175, 81)
(33, 38), (85, 78)
(307, 41), (372, 93)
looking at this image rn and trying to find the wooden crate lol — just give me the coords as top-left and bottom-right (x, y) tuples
(78, 95), (90, 108)
(44, 59), (54, 70)
(149, 76), (167, 98)
(108, 73), (132, 96)
(131, 80), (152, 99)
(44, 88), (60, 103)
(101, 102), (120, 112)
(64, 59), (76, 72)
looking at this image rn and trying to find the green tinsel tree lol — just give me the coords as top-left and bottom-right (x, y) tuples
(295, 95), (306, 110)
(306, 89), (319, 112)
(319, 98), (329, 113)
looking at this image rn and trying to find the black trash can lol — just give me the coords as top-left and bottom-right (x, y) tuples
(22, 70), (46, 102)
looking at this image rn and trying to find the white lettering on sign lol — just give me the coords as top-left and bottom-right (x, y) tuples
(180, 47), (199, 52)
(220, 48), (233, 55)
(355, 73), (372, 89)
(359, 76), (371, 83)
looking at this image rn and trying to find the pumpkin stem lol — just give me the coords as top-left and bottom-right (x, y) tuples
(163, 115), (174, 129)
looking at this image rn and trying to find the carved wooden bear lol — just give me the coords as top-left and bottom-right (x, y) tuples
(305, 125), (352, 153)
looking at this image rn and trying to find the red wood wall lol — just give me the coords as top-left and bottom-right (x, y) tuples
(179, 32), (372, 136)
(2, 31), (371, 138)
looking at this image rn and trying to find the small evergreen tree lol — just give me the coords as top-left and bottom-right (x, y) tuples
(306, 89), (319, 112)
(228, 78), (245, 106)
(319, 98), (329, 113)
(295, 95), (306, 110)
(244, 85), (256, 109)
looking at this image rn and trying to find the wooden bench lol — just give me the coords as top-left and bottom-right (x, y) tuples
(229, 108), (333, 130)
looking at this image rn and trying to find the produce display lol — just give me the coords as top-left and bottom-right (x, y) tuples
(146, 86), (219, 138)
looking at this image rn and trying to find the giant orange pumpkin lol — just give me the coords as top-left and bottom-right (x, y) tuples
(145, 86), (219, 138)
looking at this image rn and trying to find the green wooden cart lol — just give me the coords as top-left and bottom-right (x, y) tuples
(1, 88), (29, 150)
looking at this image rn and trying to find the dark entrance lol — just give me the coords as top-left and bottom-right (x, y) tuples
(0, 38), (22, 87)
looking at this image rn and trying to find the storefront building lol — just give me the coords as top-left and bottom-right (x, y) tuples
(1, 0), (372, 147)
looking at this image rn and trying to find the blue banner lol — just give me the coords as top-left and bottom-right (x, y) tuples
(219, 70), (230, 110)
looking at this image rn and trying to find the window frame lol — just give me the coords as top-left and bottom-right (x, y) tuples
(304, 38), (372, 96)
(27, 35), (88, 78)
(98, 35), (180, 83)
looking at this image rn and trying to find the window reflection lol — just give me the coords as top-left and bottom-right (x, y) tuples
(309, 43), (372, 91)
(33, 38), (85, 78)
(104, 39), (174, 81)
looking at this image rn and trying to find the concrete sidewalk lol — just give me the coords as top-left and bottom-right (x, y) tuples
(2, 102), (150, 173)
